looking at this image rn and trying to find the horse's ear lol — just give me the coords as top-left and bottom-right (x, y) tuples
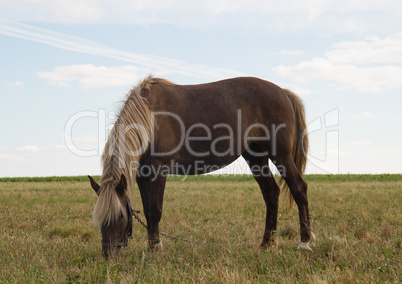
(115, 174), (127, 197)
(88, 175), (100, 195)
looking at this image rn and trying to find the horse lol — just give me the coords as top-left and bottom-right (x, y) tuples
(88, 75), (315, 259)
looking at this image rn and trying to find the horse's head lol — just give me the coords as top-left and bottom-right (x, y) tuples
(88, 174), (133, 260)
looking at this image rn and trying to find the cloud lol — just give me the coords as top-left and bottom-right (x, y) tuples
(364, 148), (402, 157)
(273, 32), (402, 92)
(354, 112), (373, 119)
(0, 153), (25, 163)
(37, 64), (150, 88)
(0, 153), (9, 159)
(0, 22), (243, 80)
(350, 140), (371, 145)
(279, 50), (304, 56)
(1, 0), (401, 34)
(0, 0), (104, 23)
(309, 148), (348, 158)
(71, 135), (99, 144)
(325, 33), (402, 65)
(15, 145), (40, 153)
(7, 81), (24, 87)
(0, 147), (25, 164)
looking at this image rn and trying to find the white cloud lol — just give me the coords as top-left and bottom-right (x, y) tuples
(325, 33), (402, 65)
(0, 153), (9, 159)
(0, 147), (25, 165)
(50, 144), (68, 151)
(71, 135), (98, 144)
(0, 22), (243, 80)
(354, 112), (373, 119)
(279, 50), (304, 56)
(0, 153), (25, 163)
(364, 148), (402, 157)
(0, 0), (103, 23)
(15, 145), (40, 153)
(1, 0), (401, 34)
(273, 32), (402, 93)
(309, 148), (348, 158)
(291, 86), (312, 97)
(350, 140), (371, 145)
(7, 81), (24, 87)
(14, 144), (73, 155)
(37, 64), (149, 89)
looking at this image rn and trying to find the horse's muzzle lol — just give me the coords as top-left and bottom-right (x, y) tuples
(102, 243), (121, 260)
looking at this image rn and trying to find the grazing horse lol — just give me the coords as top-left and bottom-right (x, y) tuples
(88, 76), (315, 259)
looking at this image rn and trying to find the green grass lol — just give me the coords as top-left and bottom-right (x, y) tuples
(0, 176), (96, 183)
(0, 175), (401, 283)
(1, 173), (401, 183)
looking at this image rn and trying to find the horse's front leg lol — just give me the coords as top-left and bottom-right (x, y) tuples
(136, 174), (167, 251)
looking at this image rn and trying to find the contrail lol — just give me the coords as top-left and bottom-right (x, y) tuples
(0, 22), (243, 79)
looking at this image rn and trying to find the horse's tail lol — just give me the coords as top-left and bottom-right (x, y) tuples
(279, 89), (309, 212)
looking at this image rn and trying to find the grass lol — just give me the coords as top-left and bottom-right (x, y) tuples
(1, 173), (401, 183)
(0, 175), (401, 283)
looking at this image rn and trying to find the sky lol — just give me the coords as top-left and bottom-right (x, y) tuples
(0, 0), (401, 177)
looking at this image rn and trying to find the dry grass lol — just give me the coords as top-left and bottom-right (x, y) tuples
(0, 177), (401, 283)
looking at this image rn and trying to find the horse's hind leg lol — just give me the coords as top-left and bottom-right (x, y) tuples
(275, 154), (315, 250)
(242, 151), (280, 249)
(136, 173), (167, 251)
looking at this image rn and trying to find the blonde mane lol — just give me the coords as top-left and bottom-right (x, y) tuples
(92, 75), (173, 227)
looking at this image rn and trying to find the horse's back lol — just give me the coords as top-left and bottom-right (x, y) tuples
(146, 77), (293, 127)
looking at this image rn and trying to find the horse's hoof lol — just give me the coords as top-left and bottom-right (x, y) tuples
(297, 241), (313, 252)
(259, 239), (278, 250)
(148, 240), (163, 252)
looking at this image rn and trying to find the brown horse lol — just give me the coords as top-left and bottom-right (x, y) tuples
(88, 75), (315, 259)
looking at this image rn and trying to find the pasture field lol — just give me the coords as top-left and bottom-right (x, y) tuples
(0, 175), (400, 283)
